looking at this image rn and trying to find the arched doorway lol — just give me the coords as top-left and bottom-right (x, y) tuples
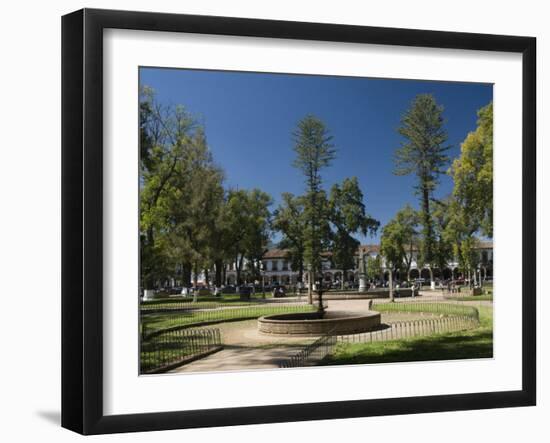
(442, 268), (452, 279)
(420, 268), (431, 280)
(409, 268), (420, 280)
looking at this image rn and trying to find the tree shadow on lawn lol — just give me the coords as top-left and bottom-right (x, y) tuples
(321, 330), (493, 366)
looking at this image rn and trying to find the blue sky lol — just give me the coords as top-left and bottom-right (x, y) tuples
(140, 67), (492, 243)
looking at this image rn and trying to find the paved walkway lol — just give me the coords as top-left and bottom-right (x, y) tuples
(168, 298), (442, 373)
(169, 344), (309, 373)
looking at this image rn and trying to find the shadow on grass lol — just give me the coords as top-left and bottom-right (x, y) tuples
(321, 329), (493, 365)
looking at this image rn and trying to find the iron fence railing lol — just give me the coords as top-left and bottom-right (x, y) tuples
(280, 303), (481, 368)
(141, 304), (317, 338)
(337, 315), (479, 344)
(372, 301), (480, 321)
(140, 327), (222, 374)
(140, 297), (303, 313)
(279, 332), (337, 368)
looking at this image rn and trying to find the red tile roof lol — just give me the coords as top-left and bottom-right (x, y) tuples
(358, 244), (380, 254)
(261, 240), (493, 259)
(262, 249), (289, 259)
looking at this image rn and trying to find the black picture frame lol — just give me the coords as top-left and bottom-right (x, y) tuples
(61, 8), (536, 435)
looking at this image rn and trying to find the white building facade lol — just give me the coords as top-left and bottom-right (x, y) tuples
(224, 242), (494, 287)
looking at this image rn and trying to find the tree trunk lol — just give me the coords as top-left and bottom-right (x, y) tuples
(214, 260), (223, 287)
(193, 262), (198, 287)
(421, 184), (433, 272)
(235, 253), (243, 287)
(238, 255), (244, 285)
(144, 227), (155, 289)
(389, 268), (394, 302)
(316, 272), (324, 314)
(308, 270), (313, 304)
(181, 263), (191, 287)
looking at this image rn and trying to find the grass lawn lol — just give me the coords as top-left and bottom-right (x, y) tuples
(373, 301), (479, 319)
(321, 305), (493, 366)
(140, 294), (283, 311)
(142, 304), (317, 335)
(444, 294), (493, 302)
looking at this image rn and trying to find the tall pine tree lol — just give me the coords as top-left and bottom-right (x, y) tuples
(394, 94), (450, 283)
(292, 115), (336, 308)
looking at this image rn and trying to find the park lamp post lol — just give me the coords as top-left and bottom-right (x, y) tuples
(316, 273), (325, 315)
(260, 261), (266, 299)
(306, 263), (313, 305)
(358, 250), (367, 293)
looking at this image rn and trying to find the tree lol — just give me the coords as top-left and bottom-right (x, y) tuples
(243, 189), (273, 283)
(380, 219), (407, 302)
(149, 120), (227, 291)
(206, 201), (234, 287)
(224, 189), (272, 286)
(445, 195), (482, 285)
(292, 115), (336, 309)
(446, 102), (493, 287)
(431, 197), (454, 278)
(392, 204), (420, 279)
(272, 193), (307, 283)
(394, 94), (450, 284)
(446, 200), (481, 285)
(365, 255), (383, 282)
(139, 87), (203, 290)
(328, 177), (379, 288)
(450, 102), (493, 238)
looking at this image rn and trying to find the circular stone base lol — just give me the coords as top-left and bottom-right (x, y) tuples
(258, 310), (381, 336)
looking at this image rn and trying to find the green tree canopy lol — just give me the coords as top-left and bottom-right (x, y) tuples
(292, 115), (336, 280)
(272, 193), (307, 282)
(380, 219), (407, 302)
(390, 204), (421, 277)
(139, 87), (273, 290)
(449, 102), (493, 238)
(224, 189), (272, 285)
(139, 87), (208, 288)
(329, 177), (379, 288)
(365, 255), (383, 282)
(444, 102), (493, 284)
(292, 115), (336, 308)
(394, 94), (450, 278)
(430, 197), (454, 276)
